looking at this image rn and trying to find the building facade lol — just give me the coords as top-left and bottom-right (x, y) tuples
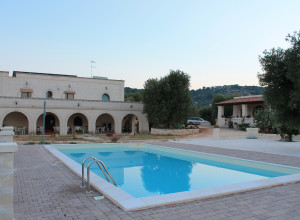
(0, 71), (149, 135)
(216, 95), (265, 127)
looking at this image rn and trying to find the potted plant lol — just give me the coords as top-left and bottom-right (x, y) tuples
(75, 129), (82, 135)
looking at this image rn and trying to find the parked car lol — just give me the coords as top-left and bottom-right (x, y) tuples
(187, 117), (209, 125)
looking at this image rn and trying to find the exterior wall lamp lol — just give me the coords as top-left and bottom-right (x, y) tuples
(78, 103), (80, 107)
(15, 101), (18, 105)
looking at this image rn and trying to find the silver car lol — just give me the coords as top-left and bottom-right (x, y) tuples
(187, 117), (208, 125)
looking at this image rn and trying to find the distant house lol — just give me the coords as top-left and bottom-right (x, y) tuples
(0, 71), (149, 135)
(216, 95), (265, 127)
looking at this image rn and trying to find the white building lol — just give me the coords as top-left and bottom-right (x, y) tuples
(216, 95), (265, 127)
(0, 71), (149, 135)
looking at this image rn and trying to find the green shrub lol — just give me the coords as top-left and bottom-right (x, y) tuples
(238, 123), (250, 131)
(38, 141), (51, 144)
(254, 109), (276, 133)
(24, 142), (35, 145)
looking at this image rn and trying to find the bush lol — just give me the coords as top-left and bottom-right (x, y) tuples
(254, 109), (276, 133)
(199, 106), (212, 123)
(279, 126), (299, 142)
(24, 142), (35, 145)
(238, 123), (250, 131)
(38, 141), (50, 144)
(75, 129), (82, 134)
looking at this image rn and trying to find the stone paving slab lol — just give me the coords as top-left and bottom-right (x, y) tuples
(171, 138), (300, 157)
(14, 144), (300, 220)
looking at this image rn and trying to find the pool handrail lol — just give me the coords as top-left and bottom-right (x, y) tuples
(86, 159), (118, 193)
(82, 156), (114, 188)
(81, 156), (97, 188)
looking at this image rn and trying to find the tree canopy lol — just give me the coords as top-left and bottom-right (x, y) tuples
(258, 31), (300, 141)
(142, 70), (192, 128)
(211, 94), (235, 124)
(125, 92), (142, 102)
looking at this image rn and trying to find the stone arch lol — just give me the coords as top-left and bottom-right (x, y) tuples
(36, 112), (60, 134)
(122, 114), (139, 133)
(67, 113), (89, 134)
(95, 113), (115, 133)
(2, 111), (29, 135)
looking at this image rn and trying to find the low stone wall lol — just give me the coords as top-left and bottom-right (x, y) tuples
(151, 128), (199, 136)
(0, 126), (14, 143)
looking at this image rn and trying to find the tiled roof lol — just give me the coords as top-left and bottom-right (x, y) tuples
(216, 97), (264, 105)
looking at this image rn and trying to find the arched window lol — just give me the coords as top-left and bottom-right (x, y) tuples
(46, 91), (53, 98)
(102, 93), (110, 101)
(74, 117), (83, 126)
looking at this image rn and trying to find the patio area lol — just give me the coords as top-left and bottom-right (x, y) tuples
(14, 141), (300, 220)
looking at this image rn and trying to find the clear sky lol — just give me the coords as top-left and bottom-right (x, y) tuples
(1, 0), (299, 89)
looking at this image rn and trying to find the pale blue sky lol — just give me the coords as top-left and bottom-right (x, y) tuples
(1, 0), (299, 89)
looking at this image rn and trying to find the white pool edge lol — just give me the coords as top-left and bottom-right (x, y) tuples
(45, 144), (300, 211)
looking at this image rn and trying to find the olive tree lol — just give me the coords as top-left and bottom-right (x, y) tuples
(258, 31), (300, 141)
(143, 70), (192, 128)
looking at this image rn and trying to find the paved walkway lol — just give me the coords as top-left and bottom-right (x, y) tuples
(172, 138), (300, 157)
(14, 144), (300, 220)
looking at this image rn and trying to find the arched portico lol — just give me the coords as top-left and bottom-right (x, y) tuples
(36, 112), (60, 134)
(2, 111), (29, 135)
(122, 114), (139, 133)
(67, 113), (88, 134)
(95, 113), (115, 133)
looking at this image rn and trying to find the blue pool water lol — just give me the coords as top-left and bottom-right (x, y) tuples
(56, 144), (299, 198)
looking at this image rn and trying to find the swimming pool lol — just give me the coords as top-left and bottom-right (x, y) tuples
(46, 143), (300, 211)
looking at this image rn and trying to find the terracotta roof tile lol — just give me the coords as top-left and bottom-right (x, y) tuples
(216, 97), (264, 105)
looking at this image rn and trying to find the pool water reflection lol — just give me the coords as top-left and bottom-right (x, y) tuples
(63, 147), (271, 198)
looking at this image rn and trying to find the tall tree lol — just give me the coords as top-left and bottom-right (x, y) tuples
(258, 31), (300, 141)
(211, 94), (226, 124)
(143, 70), (192, 128)
(199, 106), (212, 122)
(211, 94), (235, 124)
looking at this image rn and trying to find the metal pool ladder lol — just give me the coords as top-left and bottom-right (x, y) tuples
(81, 156), (117, 193)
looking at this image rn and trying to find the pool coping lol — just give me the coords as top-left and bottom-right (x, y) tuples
(45, 144), (300, 211)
